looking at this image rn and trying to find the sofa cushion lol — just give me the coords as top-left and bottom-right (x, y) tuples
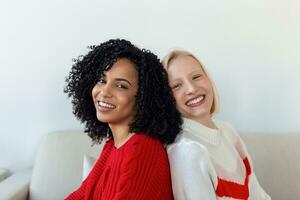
(29, 131), (103, 200)
(241, 133), (300, 200)
(82, 155), (97, 181)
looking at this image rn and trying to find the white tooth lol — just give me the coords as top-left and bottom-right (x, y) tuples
(188, 96), (204, 105)
(98, 101), (115, 109)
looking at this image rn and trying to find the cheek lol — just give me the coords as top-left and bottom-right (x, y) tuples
(91, 85), (98, 100)
(203, 79), (213, 91)
(120, 94), (136, 107)
(173, 91), (186, 111)
(124, 97), (137, 116)
(172, 90), (183, 103)
(205, 83), (214, 99)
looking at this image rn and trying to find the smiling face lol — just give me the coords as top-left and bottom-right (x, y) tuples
(91, 58), (138, 127)
(167, 55), (214, 124)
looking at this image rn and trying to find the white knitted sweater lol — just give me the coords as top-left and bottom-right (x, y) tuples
(167, 118), (271, 200)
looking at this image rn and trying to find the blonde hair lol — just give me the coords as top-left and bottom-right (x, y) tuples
(162, 49), (220, 115)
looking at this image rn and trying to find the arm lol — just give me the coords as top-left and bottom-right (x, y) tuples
(249, 173), (272, 200)
(221, 122), (271, 199)
(64, 179), (87, 200)
(226, 123), (271, 199)
(238, 137), (272, 200)
(65, 141), (111, 200)
(167, 142), (218, 200)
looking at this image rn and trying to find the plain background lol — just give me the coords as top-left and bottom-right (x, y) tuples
(0, 0), (299, 172)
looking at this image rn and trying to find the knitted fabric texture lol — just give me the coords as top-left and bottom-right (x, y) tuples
(65, 133), (174, 200)
(167, 118), (271, 200)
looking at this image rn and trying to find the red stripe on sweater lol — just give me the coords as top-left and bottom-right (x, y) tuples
(215, 157), (251, 200)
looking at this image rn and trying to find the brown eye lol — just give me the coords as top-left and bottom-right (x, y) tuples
(172, 83), (182, 90)
(192, 75), (201, 80)
(98, 78), (106, 84)
(116, 83), (129, 89)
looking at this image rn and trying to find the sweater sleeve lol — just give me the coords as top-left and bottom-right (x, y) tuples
(167, 141), (218, 200)
(65, 179), (87, 200)
(224, 122), (271, 199)
(65, 141), (112, 200)
(238, 137), (272, 200)
(249, 173), (272, 200)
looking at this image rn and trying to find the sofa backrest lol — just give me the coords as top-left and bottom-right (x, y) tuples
(241, 133), (300, 200)
(29, 131), (104, 200)
(29, 131), (300, 200)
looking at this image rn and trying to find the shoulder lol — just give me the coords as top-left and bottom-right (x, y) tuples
(214, 119), (235, 132)
(215, 119), (251, 157)
(167, 135), (210, 164)
(101, 139), (114, 154)
(123, 133), (166, 159)
(214, 119), (240, 141)
(129, 133), (164, 150)
(166, 135), (216, 184)
(120, 133), (169, 173)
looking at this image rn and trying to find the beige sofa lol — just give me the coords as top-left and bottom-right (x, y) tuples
(0, 131), (299, 200)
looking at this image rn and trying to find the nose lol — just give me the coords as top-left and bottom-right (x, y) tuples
(93, 83), (112, 98)
(185, 81), (196, 94)
(100, 84), (112, 97)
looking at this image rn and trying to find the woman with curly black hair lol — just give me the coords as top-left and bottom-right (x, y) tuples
(64, 39), (182, 200)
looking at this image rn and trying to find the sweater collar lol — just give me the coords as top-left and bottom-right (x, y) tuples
(182, 117), (222, 145)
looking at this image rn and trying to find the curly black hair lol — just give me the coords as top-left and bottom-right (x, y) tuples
(64, 39), (182, 145)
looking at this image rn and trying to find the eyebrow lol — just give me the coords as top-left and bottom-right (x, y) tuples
(115, 78), (132, 86)
(170, 70), (203, 82)
(189, 69), (203, 75)
(100, 73), (133, 86)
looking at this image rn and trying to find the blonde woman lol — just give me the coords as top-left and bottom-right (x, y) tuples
(163, 50), (271, 200)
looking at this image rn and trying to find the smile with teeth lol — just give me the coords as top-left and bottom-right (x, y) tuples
(186, 95), (205, 107)
(97, 101), (116, 110)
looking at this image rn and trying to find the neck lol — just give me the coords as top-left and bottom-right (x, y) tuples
(109, 124), (134, 148)
(192, 115), (217, 129)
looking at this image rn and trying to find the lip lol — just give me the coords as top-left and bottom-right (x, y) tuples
(96, 100), (116, 112)
(185, 95), (205, 108)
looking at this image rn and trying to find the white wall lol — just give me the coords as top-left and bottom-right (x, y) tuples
(0, 0), (299, 172)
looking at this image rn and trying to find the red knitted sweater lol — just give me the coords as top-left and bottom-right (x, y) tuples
(65, 133), (174, 200)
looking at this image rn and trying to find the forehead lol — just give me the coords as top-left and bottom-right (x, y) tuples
(104, 58), (138, 79)
(167, 55), (205, 79)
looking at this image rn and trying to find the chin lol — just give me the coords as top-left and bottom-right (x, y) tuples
(185, 110), (210, 120)
(96, 115), (110, 123)
(195, 114), (211, 121)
